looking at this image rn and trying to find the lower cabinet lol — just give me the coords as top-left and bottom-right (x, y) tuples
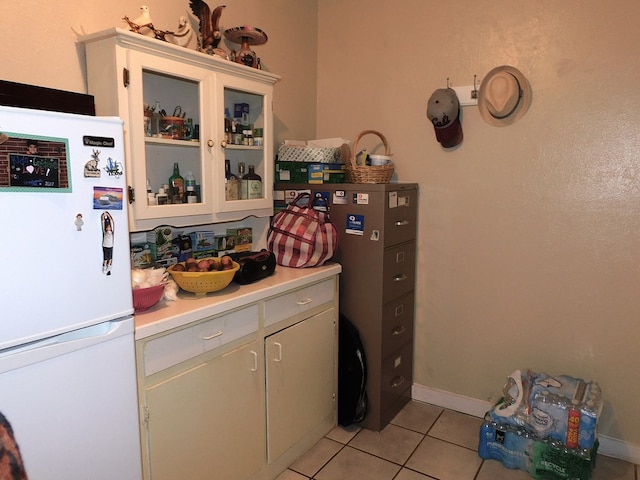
(266, 308), (336, 464)
(135, 274), (338, 480)
(144, 339), (264, 480)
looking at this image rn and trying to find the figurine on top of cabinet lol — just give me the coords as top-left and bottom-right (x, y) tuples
(166, 16), (194, 48)
(189, 1), (226, 55)
(122, 5), (154, 37)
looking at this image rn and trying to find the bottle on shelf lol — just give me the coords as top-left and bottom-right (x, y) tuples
(242, 164), (262, 200)
(156, 187), (168, 205)
(225, 159), (239, 201)
(185, 170), (198, 203)
(168, 162), (185, 204)
(237, 162), (247, 199)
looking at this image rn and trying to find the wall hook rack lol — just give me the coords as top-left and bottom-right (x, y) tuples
(450, 74), (479, 106)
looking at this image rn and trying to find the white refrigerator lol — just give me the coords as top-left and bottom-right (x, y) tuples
(0, 106), (142, 479)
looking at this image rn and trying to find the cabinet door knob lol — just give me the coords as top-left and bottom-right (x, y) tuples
(221, 139), (228, 148)
(207, 139), (214, 147)
(393, 274), (408, 282)
(395, 220), (410, 226)
(250, 351), (258, 372)
(273, 342), (283, 362)
(296, 298), (313, 306)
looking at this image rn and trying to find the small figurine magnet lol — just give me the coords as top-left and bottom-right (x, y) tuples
(101, 212), (114, 275)
(75, 213), (84, 231)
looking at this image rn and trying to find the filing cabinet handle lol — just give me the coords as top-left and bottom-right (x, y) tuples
(202, 330), (223, 340)
(250, 351), (258, 372)
(296, 298), (313, 306)
(273, 342), (283, 362)
(392, 326), (406, 336)
(390, 376), (406, 388)
(395, 220), (410, 226)
(393, 274), (408, 282)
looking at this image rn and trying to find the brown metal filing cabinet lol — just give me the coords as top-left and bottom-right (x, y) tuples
(274, 183), (418, 431)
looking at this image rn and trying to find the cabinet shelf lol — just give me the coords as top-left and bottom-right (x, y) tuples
(145, 137), (200, 147)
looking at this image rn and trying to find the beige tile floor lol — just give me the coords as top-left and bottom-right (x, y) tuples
(277, 400), (639, 480)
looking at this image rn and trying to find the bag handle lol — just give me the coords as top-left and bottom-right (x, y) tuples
(350, 130), (391, 168)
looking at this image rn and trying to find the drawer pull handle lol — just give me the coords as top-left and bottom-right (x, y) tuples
(202, 330), (223, 340)
(297, 298), (313, 306)
(250, 351), (258, 372)
(390, 376), (405, 388)
(395, 220), (410, 226)
(393, 274), (408, 282)
(273, 342), (283, 362)
(392, 326), (406, 336)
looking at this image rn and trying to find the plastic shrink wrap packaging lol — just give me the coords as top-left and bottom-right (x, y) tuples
(487, 369), (603, 450)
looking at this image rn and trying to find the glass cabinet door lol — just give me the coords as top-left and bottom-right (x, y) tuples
(126, 51), (214, 222)
(214, 73), (273, 215)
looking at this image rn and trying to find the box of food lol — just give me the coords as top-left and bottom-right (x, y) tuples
(275, 162), (345, 184)
(226, 227), (252, 252)
(190, 231), (217, 253)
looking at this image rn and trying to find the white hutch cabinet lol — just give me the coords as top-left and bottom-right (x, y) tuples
(79, 28), (279, 231)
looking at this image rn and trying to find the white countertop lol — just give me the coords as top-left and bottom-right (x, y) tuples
(134, 263), (342, 340)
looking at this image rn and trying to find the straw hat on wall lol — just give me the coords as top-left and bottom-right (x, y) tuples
(478, 65), (532, 126)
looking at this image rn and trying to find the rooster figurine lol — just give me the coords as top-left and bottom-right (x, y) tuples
(189, 2), (226, 54)
(123, 5), (155, 37)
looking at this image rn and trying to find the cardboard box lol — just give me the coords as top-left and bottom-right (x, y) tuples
(275, 162), (345, 184)
(226, 227), (252, 252)
(190, 231), (217, 252)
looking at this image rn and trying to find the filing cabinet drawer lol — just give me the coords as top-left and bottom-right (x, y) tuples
(264, 277), (335, 327)
(382, 241), (416, 304)
(143, 304), (259, 376)
(380, 342), (413, 414)
(381, 291), (415, 359)
(383, 188), (417, 247)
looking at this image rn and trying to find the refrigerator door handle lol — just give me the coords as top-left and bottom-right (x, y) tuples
(0, 318), (133, 374)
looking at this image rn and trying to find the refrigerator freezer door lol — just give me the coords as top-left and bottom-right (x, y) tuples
(0, 106), (133, 349)
(0, 317), (142, 480)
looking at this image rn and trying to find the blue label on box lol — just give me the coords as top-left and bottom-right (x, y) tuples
(346, 214), (364, 235)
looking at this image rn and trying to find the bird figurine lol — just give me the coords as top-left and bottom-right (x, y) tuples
(189, 2), (226, 54)
(123, 5), (155, 37)
(167, 16), (194, 48)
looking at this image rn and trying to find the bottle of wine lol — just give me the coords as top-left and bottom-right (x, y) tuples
(168, 162), (184, 204)
(237, 162), (247, 199)
(225, 159), (239, 201)
(242, 164), (262, 199)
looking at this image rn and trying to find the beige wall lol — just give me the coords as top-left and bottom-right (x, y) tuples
(2, 0), (639, 452)
(0, 0), (317, 145)
(317, 0), (640, 448)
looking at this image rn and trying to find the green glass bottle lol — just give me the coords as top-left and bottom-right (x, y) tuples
(168, 162), (184, 203)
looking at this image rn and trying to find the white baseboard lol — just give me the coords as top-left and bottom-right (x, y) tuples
(411, 383), (640, 465)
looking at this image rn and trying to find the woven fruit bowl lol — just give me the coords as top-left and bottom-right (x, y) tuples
(167, 259), (240, 295)
(132, 284), (165, 313)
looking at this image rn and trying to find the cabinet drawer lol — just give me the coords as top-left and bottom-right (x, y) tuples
(264, 278), (335, 327)
(382, 241), (416, 304)
(143, 304), (259, 376)
(380, 342), (413, 413)
(384, 189), (417, 247)
(381, 291), (415, 359)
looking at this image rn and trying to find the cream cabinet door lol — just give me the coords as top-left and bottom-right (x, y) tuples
(144, 340), (264, 480)
(265, 308), (336, 463)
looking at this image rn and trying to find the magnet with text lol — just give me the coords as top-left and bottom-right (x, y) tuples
(103, 156), (124, 178)
(346, 214), (365, 236)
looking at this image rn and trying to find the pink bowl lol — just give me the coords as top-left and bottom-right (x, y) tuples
(132, 284), (164, 313)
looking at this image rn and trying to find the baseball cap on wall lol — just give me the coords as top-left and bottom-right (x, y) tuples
(426, 88), (463, 148)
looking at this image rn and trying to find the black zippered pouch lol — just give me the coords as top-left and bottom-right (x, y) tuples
(230, 249), (277, 284)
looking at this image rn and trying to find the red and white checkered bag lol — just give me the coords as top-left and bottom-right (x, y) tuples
(268, 193), (338, 268)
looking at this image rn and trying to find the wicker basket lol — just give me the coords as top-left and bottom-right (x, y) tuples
(345, 130), (395, 183)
